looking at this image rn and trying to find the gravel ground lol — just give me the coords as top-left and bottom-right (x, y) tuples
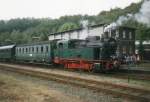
(1, 63), (150, 89)
(0, 69), (124, 102)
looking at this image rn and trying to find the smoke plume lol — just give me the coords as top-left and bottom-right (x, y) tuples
(105, 0), (150, 31)
(135, 0), (150, 26)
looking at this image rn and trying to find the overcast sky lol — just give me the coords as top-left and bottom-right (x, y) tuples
(0, 0), (141, 20)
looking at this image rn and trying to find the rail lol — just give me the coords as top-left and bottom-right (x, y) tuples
(0, 64), (149, 102)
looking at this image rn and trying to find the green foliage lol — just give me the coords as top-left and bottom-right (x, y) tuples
(122, 19), (150, 40)
(135, 24), (150, 40)
(40, 33), (48, 41)
(58, 22), (78, 32)
(10, 30), (24, 44)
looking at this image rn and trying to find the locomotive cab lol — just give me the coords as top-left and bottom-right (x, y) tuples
(87, 36), (119, 71)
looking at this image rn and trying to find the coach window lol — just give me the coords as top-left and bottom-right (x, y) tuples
(23, 48), (24, 53)
(32, 47), (34, 53)
(26, 48), (28, 53)
(36, 47), (38, 53)
(41, 46), (43, 53)
(24, 48), (26, 53)
(22, 48), (24, 53)
(20, 48), (22, 53)
(46, 46), (49, 52)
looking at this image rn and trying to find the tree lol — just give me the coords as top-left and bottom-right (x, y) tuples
(10, 30), (24, 44)
(58, 22), (78, 32)
(40, 33), (48, 41)
(136, 24), (150, 40)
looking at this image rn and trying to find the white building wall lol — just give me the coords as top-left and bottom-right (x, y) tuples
(55, 34), (61, 39)
(70, 31), (78, 39)
(49, 35), (54, 40)
(79, 29), (88, 39)
(89, 27), (104, 38)
(48, 25), (104, 41)
(63, 32), (69, 40)
(61, 33), (65, 40)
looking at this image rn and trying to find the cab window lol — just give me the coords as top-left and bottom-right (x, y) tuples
(58, 43), (63, 49)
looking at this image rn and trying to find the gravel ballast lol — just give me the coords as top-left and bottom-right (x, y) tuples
(0, 69), (123, 102)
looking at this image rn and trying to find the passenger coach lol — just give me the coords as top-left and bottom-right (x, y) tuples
(15, 41), (52, 63)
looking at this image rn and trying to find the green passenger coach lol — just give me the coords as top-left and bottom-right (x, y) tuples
(15, 41), (52, 63)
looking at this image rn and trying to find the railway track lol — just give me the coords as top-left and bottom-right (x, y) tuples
(5, 62), (150, 81)
(107, 72), (150, 81)
(0, 64), (150, 102)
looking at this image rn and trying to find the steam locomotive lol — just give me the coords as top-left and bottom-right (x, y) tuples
(0, 36), (120, 72)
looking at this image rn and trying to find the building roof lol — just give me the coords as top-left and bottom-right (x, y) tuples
(117, 26), (136, 30)
(0, 45), (15, 50)
(16, 41), (51, 47)
(89, 23), (105, 28)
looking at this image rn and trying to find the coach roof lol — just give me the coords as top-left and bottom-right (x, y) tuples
(0, 45), (15, 50)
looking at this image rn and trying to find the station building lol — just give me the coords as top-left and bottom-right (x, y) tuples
(104, 26), (136, 56)
(48, 24), (105, 40)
